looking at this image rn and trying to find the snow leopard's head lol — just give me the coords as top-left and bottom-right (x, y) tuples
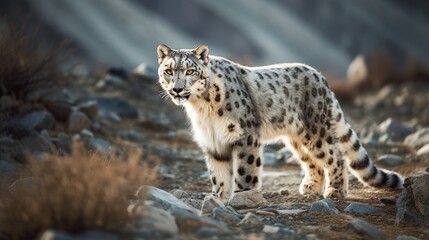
(157, 44), (209, 105)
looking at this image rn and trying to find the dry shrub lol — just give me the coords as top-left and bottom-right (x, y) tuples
(0, 143), (156, 239)
(0, 19), (68, 100)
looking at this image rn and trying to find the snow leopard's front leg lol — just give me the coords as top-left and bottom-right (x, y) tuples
(205, 152), (233, 203)
(231, 137), (263, 193)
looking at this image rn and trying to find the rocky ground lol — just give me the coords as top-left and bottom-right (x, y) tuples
(1, 67), (429, 240)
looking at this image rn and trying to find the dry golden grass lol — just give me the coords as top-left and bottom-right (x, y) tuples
(0, 19), (68, 101)
(0, 143), (156, 240)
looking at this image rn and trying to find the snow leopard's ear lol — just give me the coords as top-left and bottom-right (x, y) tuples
(193, 44), (209, 65)
(157, 44), (172, 64)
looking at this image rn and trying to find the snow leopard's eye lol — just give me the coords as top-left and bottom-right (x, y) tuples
(186, 69), (194, 75)
(164, 69), (173, 75)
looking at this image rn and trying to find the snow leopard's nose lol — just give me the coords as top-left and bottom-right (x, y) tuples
(172, 87), (184, 94)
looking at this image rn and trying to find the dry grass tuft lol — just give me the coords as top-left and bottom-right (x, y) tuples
(0, 19), (68, 100)
(0, 143), (156, 239)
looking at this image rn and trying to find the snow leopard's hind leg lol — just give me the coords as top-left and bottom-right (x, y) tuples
(287, 139), (325, 196)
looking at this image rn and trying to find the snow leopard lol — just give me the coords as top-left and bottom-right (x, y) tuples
(156, 44), (403, 203)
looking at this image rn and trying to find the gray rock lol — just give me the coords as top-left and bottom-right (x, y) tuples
(170, 189), (190, 199)
(228, 189), (268, 209)
(57, 133), (72, 155)
(377, 154), (404, 167)
(239, 212), (264, 230)
(262, 151), (278, 166)
(96, 96), (138, 118)
(87, 138), (112, 155)
(212, 207), (242, 225)
(39, 230), (118, 240)
(132, 205), (178, 238)
(200, 195), (225, 215)
(139, 186), (197, 213)
(184, 198), (203, 210)
(68, 111), (91, 133)
(80, 129), (94, 138)
(20, 131), (55, 153)
(309, 198), (339, 214)
(404, 128), (429, 149)
(396, 235), (421, 240)
(0, 136), (14, 145)
(77, 100), (98, 119)
(416, 143), (429, 157)
(43, 99), (73, 122)
(0, 160), (15, 173)
(19, 111), (56, 131)
(119, 130), (146, 142)
(377, 118), (414, 141)
(396, 172), (429, 225)
(344, 202), (381, 215)
(347, 219), (384, 239)
(170, 208), (232, 234)
(196, 227), (224, 237)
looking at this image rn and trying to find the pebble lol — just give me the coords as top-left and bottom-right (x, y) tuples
(309, 198), (339, 214)
(347, 219), (385, 239)
(344, 202), (381, 215)
(239, 212), (264, 230)
(416, 143), (429, 157)
(228, 189), (268, 209)
(377, 154), (404, 167)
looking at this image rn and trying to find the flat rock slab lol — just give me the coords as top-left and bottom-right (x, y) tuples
(138, 186), (197, 213)
(344, 202), (382, 215)
(228, 190), (268, 209)
(347, 219), (385, 239)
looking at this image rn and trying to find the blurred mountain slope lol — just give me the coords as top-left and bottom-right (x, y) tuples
(2, 0), (429, 75)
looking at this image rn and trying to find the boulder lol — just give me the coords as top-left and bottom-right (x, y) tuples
(239, 212), (264, 230)
(68, 111), (91, 133)
(396, 172), (429, 225)
(138, 186), (197, 213)
(19, 111), (55, 131)
(404, 128), (429, 149)
(377, 118), (414, 141)
(96, 96), (138, 118)
(132, 205), (178, 238)
(200, 195), (225, 215)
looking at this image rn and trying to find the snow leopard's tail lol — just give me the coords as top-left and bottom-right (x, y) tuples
(331, 100), (403, 189)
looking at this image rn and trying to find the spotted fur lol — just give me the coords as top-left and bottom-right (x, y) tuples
(157, 44), (403, 202)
